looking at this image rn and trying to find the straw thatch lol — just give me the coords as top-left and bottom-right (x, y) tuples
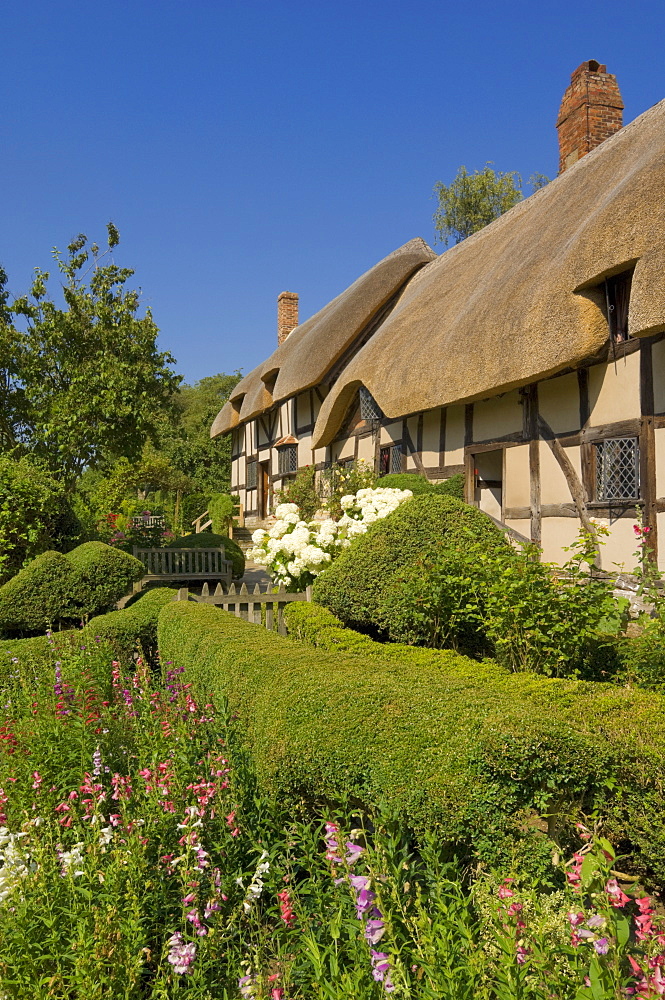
(212, 99), (665, 448)
(210, 239), (436, 437)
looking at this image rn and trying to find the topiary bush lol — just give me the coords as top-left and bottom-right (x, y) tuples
(312, 493), (502, 636)
(433, 473), (464, 500)
(0, 542), (145, 637)
(165, 531), (245, 579)
(0, 551), (79, 636)
(64, 541), (145, 618)
(208, 493), (235, 535)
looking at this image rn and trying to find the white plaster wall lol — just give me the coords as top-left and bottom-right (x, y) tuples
(445, 406), (465, 464)
(588, 353), (640, 426)
(357, 434), (374, 464)
(422, 409), (440, 466)
(474, 390), (522, 441)
(296, 392), (311, 428)
(334, 437), (355, 462)
(539, 442), (582, 505)
(658, 512), (665, 571)
(504, 445), (530, 507)
(538, 373), (580, 434)
(593, 516), (640, 574)
(297, 431), (313, 466)
(380, 421), (402, 445)
(540, 517), (582, 564)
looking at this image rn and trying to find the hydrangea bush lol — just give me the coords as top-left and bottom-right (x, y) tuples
(249, 487), (413, 591)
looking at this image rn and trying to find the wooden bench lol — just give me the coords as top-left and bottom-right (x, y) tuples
(132, 546), (233, 593)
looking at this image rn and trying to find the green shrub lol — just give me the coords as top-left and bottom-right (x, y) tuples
(275, 467), (320, 520)
(165, 531), (245, 579)
(64, 541), (145, 617)
(0, 551), (78, 636)
(0, 587), (180, 676)
(617, 612), (665, 690)
(208, 492), (235, 534)
(0, 455), (76, 583)
(377, 473), (464, 500)
(312, 493), (502, 636)
(433, 473), (465, 500)
(377, 473), (434, 494)
(157, 600), (665, 882)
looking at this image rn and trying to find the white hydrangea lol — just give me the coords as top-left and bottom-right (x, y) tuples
(248, 486), (413, 591)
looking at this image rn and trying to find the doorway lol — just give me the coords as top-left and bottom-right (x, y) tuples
(473, 450), (503, 520)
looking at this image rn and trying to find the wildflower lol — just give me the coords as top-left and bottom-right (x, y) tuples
(365, 911), (387, 945)
(498, 878), (515, 900)
(370, 949), (396, 992)
(605, 878), (631, 908)
(593, 937), (610, 956)
(166, 932), (196, 975)
(345, 841), (364, 865)
(277, 888), (296, 925)
(516, 945), (530, 965)
(567, 912), (585, 928)
(238, 973), (257, 998)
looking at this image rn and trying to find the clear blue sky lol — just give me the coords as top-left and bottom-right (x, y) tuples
(3, 0), (664, 385)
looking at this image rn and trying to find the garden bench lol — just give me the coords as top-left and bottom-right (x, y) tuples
(132, 546), (233, 593)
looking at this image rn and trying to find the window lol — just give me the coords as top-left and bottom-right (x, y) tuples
(359, 387), (383, 422)
(595, 437), (639, 501)
(605, 270), (633, 344)
(379, 445), (403, 475)
(246, 459), (257, 490)
(278, 444), (298, 476)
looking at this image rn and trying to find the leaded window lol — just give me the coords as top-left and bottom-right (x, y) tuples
(595, 437), (639, 501)
(246, 459), (257, 490)
(390, 445), (403, 474)
(359, 387), (383, 422)
(278, 444), (298, 476)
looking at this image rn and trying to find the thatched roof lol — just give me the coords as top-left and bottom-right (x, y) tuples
(210, 238), (436, 437)
(212, 99), (665, 446)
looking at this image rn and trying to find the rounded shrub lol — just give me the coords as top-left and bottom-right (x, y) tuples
(166, 532), (245, 579)
(0, 551), (79, 636)
(312, 493), (502, 636)
(65, 541), (145, 617)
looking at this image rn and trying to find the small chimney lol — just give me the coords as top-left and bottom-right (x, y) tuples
(277, 291), (299, 345)
(556, 61), (624, 174)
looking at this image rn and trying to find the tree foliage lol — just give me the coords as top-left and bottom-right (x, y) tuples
(433, 164), (549, 246)
(0, 225), (181, 485)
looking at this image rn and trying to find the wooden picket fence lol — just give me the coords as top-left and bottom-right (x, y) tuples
(176, 582), (312, 635)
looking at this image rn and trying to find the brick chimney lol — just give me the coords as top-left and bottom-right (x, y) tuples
(277, 291), (299, 345)
(556, 61), (624, 174)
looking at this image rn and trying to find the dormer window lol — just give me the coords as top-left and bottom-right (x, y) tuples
(605, 269), (633, 343)
(359, 387), (383, 422)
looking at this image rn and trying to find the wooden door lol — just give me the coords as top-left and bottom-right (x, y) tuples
(260, 462), (270, 519)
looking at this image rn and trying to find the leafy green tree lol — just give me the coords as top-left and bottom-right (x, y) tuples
(433, 164), (549, 246)
(1, 224), (181, 486)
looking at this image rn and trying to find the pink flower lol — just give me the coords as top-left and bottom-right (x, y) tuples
(605, 878), (631, 909)
(498, 879), (515, 900)
(568, 912), (585, 928)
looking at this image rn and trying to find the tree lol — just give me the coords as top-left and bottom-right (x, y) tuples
(1, 224), (181, 486)
(432, 164), (549, 246)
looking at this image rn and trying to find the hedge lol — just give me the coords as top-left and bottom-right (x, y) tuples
(166, 532), (245, 579)
(158, 600), (665, 882)
(312, 493), (502, 636)
(0, 587), (179, 678)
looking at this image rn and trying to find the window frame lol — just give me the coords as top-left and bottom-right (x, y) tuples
(593, 436), (640, 503)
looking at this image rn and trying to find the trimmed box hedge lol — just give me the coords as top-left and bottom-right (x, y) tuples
(158, 599), (665, 882)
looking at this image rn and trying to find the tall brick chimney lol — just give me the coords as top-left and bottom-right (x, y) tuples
(277, 291), (299, 345)
(556, 61), (624, 174)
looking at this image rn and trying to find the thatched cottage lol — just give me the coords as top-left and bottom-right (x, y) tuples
(212, 62), (665, 570)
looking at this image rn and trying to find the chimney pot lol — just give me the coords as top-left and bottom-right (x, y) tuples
(277, 291), (299, 345)
(556, 60), (624, 174)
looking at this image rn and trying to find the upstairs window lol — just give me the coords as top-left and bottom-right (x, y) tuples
(605, 269), (633, 344)
(595, 437), (639, 501)
(359, 387), (383, 422)
(278, 444), (298, 476)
